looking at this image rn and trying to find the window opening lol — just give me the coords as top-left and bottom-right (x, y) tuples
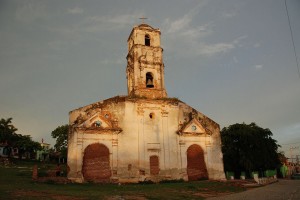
(95, 120), (101, 127)
(149, 113), (154, 119)
(145, 34), (150, 46)
(191, 125), (197, 131)
(146, 72), (154, 88)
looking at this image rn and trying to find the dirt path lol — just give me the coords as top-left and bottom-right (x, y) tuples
(207, 180), (300, 200)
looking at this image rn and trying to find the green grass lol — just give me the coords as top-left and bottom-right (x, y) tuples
(0, 160), (245, 200)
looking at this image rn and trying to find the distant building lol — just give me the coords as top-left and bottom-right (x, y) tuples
(0, 143), (18, 158)
(67, 24), (225, 183)
(36, 140), (50, 161)
(0, 143), (10, 157)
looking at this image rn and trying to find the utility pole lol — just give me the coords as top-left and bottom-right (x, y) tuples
(290, 146), (299, 164)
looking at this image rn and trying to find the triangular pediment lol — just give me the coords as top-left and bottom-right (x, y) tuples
(79, 113), (112, 128)
(179, 118), (206, 136)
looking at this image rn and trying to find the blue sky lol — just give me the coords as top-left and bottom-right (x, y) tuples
(0, 0), (299, 156)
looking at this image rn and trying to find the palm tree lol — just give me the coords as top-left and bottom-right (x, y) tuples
(0, 118), (18, 144)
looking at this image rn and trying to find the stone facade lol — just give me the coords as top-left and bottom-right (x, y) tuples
(67, 24), (225, 183)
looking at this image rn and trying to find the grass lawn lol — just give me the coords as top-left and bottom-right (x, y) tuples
(0, 159), (245, 200)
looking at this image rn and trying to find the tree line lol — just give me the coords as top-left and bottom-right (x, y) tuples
(0, 118), (41, 158)
(1, 117), (284, 177)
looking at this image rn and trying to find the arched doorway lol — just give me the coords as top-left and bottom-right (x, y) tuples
(82, 143), (111, 182)
(187, 144), (208, 181)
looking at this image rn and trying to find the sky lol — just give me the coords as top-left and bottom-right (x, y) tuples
(0, 0), (299, 156)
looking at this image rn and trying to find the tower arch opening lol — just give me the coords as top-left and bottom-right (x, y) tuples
(146, 72), (154, 88)
(145, 34), (150, 46)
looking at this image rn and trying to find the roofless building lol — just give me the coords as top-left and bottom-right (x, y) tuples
(67, 24), (225, 183)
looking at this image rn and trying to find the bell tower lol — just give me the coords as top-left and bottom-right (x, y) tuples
(126, 24), (167, 99)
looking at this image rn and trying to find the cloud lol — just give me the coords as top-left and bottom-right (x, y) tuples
(88, 14), (136, 25)
(85, 12), (143, 32)
(233, 35), (248, 46)
(233, 56), (239, 63)
(222, 12), (237, 18)
(254, 65), (263, 70)
(197, 34), (248, 56)
(180, 23), (214, 39)
(163, 1), (208, 34)
(15, 1), (47, 23)
(161, 1), (248, 58)
(198, 43), (235, 56)
(254, 43), (261, 48)
(47, 12), (143, 43)
(67, 7), (83, 14)
(166, 15), (192, 34)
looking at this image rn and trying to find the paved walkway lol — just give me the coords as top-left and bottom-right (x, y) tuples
(207, 180), (300, 200)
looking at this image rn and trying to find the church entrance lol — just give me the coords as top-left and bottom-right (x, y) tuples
(150, 155), (159, 175)
(82, 143), (111, 182)
(187, 144), (208, 181)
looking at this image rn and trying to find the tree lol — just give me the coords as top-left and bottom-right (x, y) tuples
(14, 134), (41, 159)
(0, 118), (18, 145)
(51, 124), (69, 157)
(0, 118), (41, 158)
(221, 122), (281, 177)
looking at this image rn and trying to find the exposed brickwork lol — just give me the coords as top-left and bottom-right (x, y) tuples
(150, 155), (159, 175)
(32, 165), (38, 180)
(187, 144), (208, 181)
(82, 143), (111, 182)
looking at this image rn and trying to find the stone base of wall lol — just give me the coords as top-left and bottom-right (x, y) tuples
(68, 177), (84, 183)
(67, 167), (226, 183)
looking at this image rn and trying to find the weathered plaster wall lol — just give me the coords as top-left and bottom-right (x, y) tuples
(67, 97), (225, 183)
(68, 23), (225, 183)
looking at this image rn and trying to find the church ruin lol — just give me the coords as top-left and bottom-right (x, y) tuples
(67, 23), (225, 183)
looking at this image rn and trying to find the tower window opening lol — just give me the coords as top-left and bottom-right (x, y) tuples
(145, 34), (150, 46)
(146, 72), (154, 88)
(149, 113), (154, 119)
